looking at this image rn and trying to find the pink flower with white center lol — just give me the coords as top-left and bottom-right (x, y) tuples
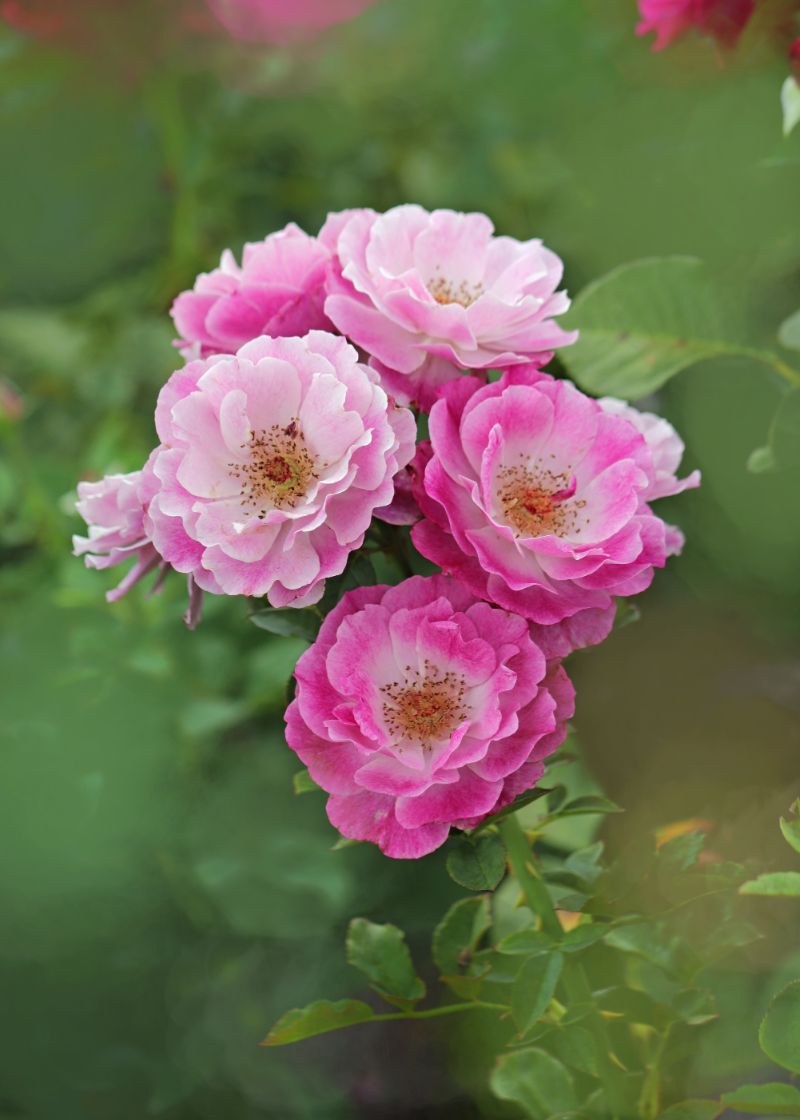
(324, 205), (576, 403)
(636, 0), (754, 51)
(73, 467), (163, 601)
(411, 369), (696, 638)
(598, 397), (701, 502)
(207, 0), (374, 42)
(171, 223), (334, 359)
(146, 331), (416, 607)
(285, 575), (574, 859)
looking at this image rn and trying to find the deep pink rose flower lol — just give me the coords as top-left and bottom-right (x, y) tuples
(636, 0), (754, 50)
(206, 0), (374, 42)
(172, 223), (336, 359)
(324, 205), (576, 408)
(285, 575), (574, 858)
(411, 369), (699, 637)
(146, 332), (416, 607)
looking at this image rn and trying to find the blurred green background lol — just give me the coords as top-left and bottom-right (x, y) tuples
(1, 1), (799, 1116)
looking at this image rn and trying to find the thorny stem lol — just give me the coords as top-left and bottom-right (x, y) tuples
(498, 814), (629, 1119)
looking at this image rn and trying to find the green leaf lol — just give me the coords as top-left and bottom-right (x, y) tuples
(474, 786), (554, 829)
(782, 76), (800, 138)
(658, 1103), (720, 1120)
(511, 951), (564, 1033)
(658, 830), (705, 871)
(562, 257), (740, 398)
(248, 606), (320, 642)
(292, 768), (320, 795)
(720, 1082), (800, 1116)
(490, 1047), (577, 1120)
(605, 923), (676, 971)
(781, 806), (800, 856)
(739, 872), (800, 897)
(346, 918), (426, 1005)
(760, 980), (800, 1073)
(779, 310), (800, 352)
(554, 794), (623, 819)
(261, 998), (375, 1046)
(560, 923), (609, 953)
(549, 1023), (599, 1077)
(496, 929), (554, 956)
(432, 896), (491, 976)
(747, 445), (778, 474)
(446, 832), (507, 891)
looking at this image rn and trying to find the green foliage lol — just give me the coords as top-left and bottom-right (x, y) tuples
(249, 606), (321, 642)
(739, 872), (800, 896)
(511, 951), (564, 1033)
(490, 1047), (577, 1119)
(780, 803), (800, 856)
(781, 77), (800, 137)
(345, 918), (426, 1005)
(446, 832), (507, 891)
(292, 768), (320, 795)
(432, 896), (491, 975)
(760, 981), (800, 1074)
(719, 1082), (800, 1116)
(658, 1103), (720, 1120)
(262, 999), (376, 1047)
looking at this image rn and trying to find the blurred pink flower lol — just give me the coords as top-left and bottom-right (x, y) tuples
(636, 0), (755, 50)
(171, 223), (334, 359)
(285, 575), (574, 858)
(790, 36), (800, 78)
(206, 0), (375, 42)
(324, 205), (576, 407)
(598, 397), (701, 501)
(146, 332), (415, 607)
(411, 368), (697, 633)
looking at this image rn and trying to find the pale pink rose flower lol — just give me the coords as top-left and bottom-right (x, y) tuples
(324, 205), (575, 404)
(146, 332), (416, 607)
(171, 223), (334, 359)
(598, 397), (701, 501)
(411, 369), (696, 636)
(285, 575), (574, 859)
(207, 0), (374, 42)
(636, 0), (754, 50)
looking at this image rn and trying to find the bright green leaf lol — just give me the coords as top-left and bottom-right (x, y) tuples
(760, 981), (800, 1073)
(658, 1102), (720, 1120)
(720, 1082), (800, 1116)
(511, 951), (564, 1033)
(346, 918), (425, 1004)
(739, 872), (800, 897)
(292, 769), (320, 795)
(782, 76), (800, 137)
(432, 896), (491, 976)
(446, 832), (507, 891)
(261, 998), (375, 1046)
(491, 1047), (577, 1119)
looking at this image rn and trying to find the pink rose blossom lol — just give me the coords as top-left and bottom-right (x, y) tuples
(146, 332), (416, 607)
(411, 369), (697, 638)
(285, 575), (574, 858)
(207, 0), (374, 42)
(171, 223), (334, 359)
(636, 0), (754, 50)
(324, 205), (576, 405)
(598, 397), (701, 502)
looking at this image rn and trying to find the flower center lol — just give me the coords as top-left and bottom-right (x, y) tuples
(229, 419), (317, 518)
(380, 665), (468, 748)
(427, 268), (484, 308)
(497, 460), (585, 538)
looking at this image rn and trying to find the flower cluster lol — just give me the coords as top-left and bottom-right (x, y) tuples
(75, 204), (699, 856)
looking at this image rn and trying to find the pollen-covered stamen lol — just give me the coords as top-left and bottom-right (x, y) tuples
(380, 662), (469, 748)
(228, 419), (318, 519)
(427, 266), (484, 308)
(498, 457), (585, 538)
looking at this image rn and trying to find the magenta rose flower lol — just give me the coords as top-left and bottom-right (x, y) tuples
(171, 222), (335, 359)
(636, 0), (754, 51)
(146, 331), (416, 607)
(410, 369), (699, 637)
(324, 205), (577, 408)
(285, 575), (574, 858)
(206, 0), (374, 42)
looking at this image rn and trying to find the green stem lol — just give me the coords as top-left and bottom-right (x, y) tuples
(498, 815), (629, 1119)
(373, 1001), (510, 1022)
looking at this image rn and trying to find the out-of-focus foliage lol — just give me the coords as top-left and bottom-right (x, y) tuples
(2, 0), (800, 1116)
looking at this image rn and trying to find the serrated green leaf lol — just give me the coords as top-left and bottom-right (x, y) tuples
(261, 998), (375, 1046)
(511, 951), (563, 1033)
(780, 809), (800, 856)
(562, 257), (746, 399)
(720, 1082), (800, 1116)
(346, 918), (425, 1004)
(491, 1047), (577, 1119)
(760, 981), (800, 1073)
(658, 1102), (720, 1120)
(446, 832), (507, 891)
(249, 606), (319, 642)
(739, 872), (800, 897)
(432, 896), (491, 976)
(292, 768), (320, 795)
